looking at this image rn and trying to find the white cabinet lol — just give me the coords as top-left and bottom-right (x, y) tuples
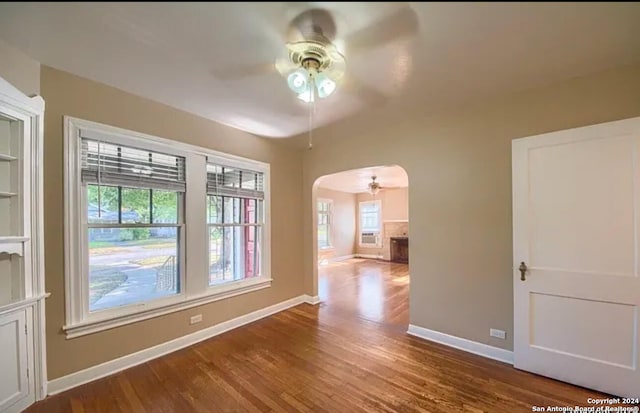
(0, 310), (31, 413)
(0, 76), (46, 412)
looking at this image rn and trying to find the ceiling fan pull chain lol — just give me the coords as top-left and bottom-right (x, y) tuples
(308, 75), (316, 150)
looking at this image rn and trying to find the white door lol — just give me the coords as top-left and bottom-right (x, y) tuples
(0, 309), (29, 412)
(513, 117), (640, 398)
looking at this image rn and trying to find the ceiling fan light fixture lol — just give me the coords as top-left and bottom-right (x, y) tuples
(297, 88), (315, 103)
(315, 72), (336, 98)
(287, 68), (310, 94)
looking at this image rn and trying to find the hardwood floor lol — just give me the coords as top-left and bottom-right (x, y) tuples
(27, 259), (622, 413)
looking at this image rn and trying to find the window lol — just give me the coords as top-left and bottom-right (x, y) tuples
(82, 140), (185, 312)
(317, 199), (332, 249)
(359, 200), (382, 247)
(207, 163), (264, 285)
(64, 117), (271, 338)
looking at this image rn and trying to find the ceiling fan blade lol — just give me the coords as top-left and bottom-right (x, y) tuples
(323, 57), (346, 82)
(344, 6), (419, 53)
(275, 56), (298, 77)
(211, 62), (276, 80)
(287, 7), (337, 42)
(340, 73), (387, 106)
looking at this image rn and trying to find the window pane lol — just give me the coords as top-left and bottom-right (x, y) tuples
(223, 196), (241, 224)
(318, 224), (329, 248)
(257, 200), (264, 224)
(223, 226), (241, 280)
(243, 198), (258, 224)
(152, 190), (178, 224)
(121, 187), (150, 223)
(360, 201), (380, 233)
(209, 226), (223, 283)
(88, 227), (179, 312)
(208, 196), (222, 224)
(361, 202), (378, 213)
(247, 225), (261, 278)
(209, 224), (261, 286)
(241, 171), (258, 190)
(87, 185), (119, 224)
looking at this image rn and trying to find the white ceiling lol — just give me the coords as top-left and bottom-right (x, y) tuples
(0, 3), (639, 138)
(317, 165), (408, 194)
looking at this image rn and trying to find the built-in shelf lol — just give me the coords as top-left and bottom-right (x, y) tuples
(0, 236), (28, 243)
(0, 153), (16, 161)
(0, 191), (17, 198)
(0, 238), (27, 256)
(0, 242), (23, 256)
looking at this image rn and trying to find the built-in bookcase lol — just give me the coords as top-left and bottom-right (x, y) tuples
(0, 112), (26, 307)
(0, 76), (46, 413)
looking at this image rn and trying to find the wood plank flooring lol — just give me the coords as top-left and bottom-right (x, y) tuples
(27, 259), (623, 412)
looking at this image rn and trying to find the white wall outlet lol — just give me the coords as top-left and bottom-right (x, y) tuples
(490, 328), (506, 340)
(190, 314), (203, 325)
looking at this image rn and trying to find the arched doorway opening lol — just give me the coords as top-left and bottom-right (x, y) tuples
(311, 165), (410, 328)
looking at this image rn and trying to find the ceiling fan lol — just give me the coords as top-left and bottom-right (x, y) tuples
(368, 175), (384, 195)
(274, 23), (346, 104)
(212, 5), (419, 104)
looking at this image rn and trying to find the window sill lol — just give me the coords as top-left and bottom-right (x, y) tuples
(358, 245), (382, 249)
(318, 246), (334, 250)
(63, 277), (272, 339)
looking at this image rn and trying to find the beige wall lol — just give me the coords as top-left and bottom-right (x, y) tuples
(316, 187), (356, 261)
(301, 63), (640, 351)
(355, 187), (408, 258)
(41, 66), (304, 379)
(0, 38), (40, 96)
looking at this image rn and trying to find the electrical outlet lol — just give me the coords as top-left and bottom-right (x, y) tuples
(490, 328), (506, 340)
(190, 314), (203, 325)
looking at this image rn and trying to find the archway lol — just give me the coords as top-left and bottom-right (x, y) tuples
(310, 165), (410, 327)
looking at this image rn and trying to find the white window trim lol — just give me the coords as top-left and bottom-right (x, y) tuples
(63, 117), (271, 339)
(317, 198), (333, 250)
(358, 199), (382, 248)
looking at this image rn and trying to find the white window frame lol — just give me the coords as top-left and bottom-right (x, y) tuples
(359, 200), (382, 248)
(63, 117), (271, 338)
(317, 198), (333, 250)
(205, 157), (267, 286)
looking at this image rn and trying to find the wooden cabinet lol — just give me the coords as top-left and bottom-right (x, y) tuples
(390, 237), (409, 263)
(0, 76), (46, 412)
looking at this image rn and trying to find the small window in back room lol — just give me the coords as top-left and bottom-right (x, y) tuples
(359, 200), (381, 247)
(317, 200), (332, 249)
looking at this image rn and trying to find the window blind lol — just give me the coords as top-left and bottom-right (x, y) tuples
(81, 139), (186, 192)
(206, 163), (264, 199)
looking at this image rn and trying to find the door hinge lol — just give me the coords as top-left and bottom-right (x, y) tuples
(26, 368), (29, 379)
(24, 324), (27, 335)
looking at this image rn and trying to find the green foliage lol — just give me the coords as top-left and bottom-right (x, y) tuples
(88, 241), (114, 249)
(152, 190), (178, 223)
(87, 185), (178, 224)
(87, 185), (118, 212)
(131, 228), (150, 240)
(118, 229), (134, 241)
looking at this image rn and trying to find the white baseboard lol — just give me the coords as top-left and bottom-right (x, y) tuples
(354, 254), (381, 259)
(48, 294), (310, 396)
(332, 254), (355, 262)
(407, 324), (513, 365)
(303, 294), (321, 305)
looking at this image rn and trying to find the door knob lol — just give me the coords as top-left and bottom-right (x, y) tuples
(519, 262), (527, 281)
